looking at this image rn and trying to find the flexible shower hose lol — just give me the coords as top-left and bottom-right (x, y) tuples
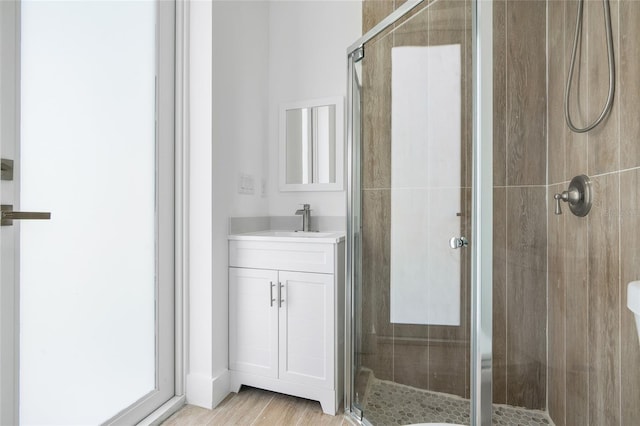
(564, 0), (615, 133)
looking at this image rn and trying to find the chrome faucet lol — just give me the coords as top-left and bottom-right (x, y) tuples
(295, 204), (311, 232)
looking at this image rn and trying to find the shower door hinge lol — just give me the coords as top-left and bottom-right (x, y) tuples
(352, 404), (364, 422)
(353, 47), (364, 62)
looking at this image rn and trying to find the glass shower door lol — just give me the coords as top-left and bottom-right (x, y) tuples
(348, 1), (473, 424)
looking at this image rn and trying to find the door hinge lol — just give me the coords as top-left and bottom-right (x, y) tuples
(352, 47), (364, 62)
(1, 158), (14, 181)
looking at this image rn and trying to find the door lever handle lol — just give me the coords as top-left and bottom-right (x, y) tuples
(1, 204), (51, 226)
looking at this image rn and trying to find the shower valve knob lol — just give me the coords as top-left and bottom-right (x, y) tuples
(553, 175), (593, 217)
(553, 193), (565, 215)
(553, 191), (576, 215)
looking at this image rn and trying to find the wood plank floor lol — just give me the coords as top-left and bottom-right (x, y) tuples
(162, 386), (352, 426)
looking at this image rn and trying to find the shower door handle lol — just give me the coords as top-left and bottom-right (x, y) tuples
(449, 236), (468, 249)
(1, 204), (51, 226)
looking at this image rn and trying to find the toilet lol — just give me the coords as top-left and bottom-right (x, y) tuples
(627, 281), (640, 343)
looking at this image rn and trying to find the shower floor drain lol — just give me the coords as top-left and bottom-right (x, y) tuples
(361, 376), (554, 426)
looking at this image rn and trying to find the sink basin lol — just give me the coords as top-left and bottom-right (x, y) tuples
(228, 230), (345, 243)
(254, 230), (336, 238)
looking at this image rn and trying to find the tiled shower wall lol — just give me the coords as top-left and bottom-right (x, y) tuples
(492, 0), (548, 410)
(546, 0), (640, 424)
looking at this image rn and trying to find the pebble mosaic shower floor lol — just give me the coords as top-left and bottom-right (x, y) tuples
(360, 375), (554, 426)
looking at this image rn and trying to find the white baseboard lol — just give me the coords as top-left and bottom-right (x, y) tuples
(186, 370), (231, 410)
(211, 369), (231, 408)
(186, 372), (213, 408)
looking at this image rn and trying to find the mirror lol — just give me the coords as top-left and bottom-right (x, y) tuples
(285, 105), (336, 184)
(279, 97), (344, 191)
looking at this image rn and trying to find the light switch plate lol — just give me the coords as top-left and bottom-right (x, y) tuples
(238, 173), (255, 195)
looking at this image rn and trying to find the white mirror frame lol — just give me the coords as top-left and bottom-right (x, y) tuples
(279, 96), (344, 192)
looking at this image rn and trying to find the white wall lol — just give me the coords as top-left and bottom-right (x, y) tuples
(186, 0), (360, 409)
(186, 0), (214, 408)
(187, 0), (270, 409)
(267, 1), (361, 217)
(211, 0), (270, 405)
(213, 1), (270, 219)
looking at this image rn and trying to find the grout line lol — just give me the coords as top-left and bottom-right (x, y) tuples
(492, 184), (548, 189)
(545, 0), (550, 398)
(364, 186), (474, 190)
(504, 0), (508, 189)
(584, 0), (589, 181)
(618, 172), (623, 425)
(616, 0), (623, 422)
(545, 0), (552, 412)
(595, 167), (636, 181)
(503, 0), (509, 403)
(562, 0), (567, 190)
(585, 101), (590, 426)
(562, 191), (567, 426)
(561, 2), (568, 423)
(616, 165), (640, 175)
(504, 183), (509, 404)
(353, 184), (556, 191)
(361, 186), (475, 191)
(545, 0), (550, 193)
(546, 165), (640, 188)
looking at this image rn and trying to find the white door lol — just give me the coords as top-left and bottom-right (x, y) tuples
(229, 267), (279, 378)
(0, 1), (175, 424)
(278, 271), (334, 388)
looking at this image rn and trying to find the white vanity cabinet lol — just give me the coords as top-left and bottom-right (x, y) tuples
(228, 234), (345, 415)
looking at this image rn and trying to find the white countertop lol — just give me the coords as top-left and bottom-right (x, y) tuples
(228, 230), (345, 244)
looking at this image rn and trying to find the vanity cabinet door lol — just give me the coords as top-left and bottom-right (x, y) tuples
(278, 271), (334, 389)
(229, 267), (279, 378)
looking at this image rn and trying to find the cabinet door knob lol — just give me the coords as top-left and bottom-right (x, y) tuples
(279, 283), (284, 308)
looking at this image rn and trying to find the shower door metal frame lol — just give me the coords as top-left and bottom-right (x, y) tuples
(470, 0), (493, 424)
(345, 0), (494, 424)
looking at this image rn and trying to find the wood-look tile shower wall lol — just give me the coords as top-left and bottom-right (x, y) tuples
(547, 0), (640, 424)
(493, 0), (548, 410)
